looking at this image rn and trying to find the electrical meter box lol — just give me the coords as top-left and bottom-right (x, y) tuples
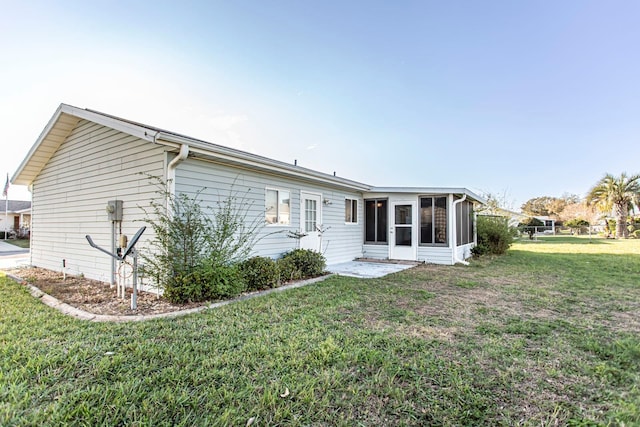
(106, 200), (123, 221)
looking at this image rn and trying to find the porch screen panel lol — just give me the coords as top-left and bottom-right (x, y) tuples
(365, 200), (376, 241)
(434, 197), (447, 244)
(365, 199), (388, 243)
(376, 200), (388, 243)
(420, 197), (433, 244)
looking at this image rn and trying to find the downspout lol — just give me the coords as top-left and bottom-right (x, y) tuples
(452, 193), (469, 265)
(166, 143), (190, 211)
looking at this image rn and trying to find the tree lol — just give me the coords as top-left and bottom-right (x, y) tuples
(520, 194), (578, 218)
(557, 201), (599, 225)
(586, 173), (640, 239)
(518, 217), (544, 240)
(564, 218), (589, 235)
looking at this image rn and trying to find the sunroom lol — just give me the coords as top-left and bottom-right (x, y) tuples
(360, 188), (485, 265)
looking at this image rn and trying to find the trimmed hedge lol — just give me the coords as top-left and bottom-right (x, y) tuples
(240, 256), (279, 291)
(280, 249), (326, 278)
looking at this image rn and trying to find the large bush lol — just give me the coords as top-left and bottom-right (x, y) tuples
(280, 249), (326, 278)
(240, 256), (279, 291)
(473, 216), (514, 256)
(140, 176), (262, 304)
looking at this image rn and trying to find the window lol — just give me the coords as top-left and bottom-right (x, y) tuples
(304, 198), (317, 232)
(365, 199), (388, 243)
(456, 199), (474, 246)
(420, 196), (447, 245)
(265, 189), (290, 225)
(345, 199), (358, 223)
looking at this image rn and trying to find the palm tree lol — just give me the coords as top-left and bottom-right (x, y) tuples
(586, 173), (640, 238)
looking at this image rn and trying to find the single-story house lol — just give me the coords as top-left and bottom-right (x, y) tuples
(0, 200), (31, 237)
(12, 104), (485, 283)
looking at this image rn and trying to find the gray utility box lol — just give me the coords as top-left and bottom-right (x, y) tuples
(107, 200), (123, 221)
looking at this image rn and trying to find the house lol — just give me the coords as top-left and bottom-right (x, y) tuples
(534, 216), (556, 234)
(12, 104), (484, 283)
(0, 200), (31, 238)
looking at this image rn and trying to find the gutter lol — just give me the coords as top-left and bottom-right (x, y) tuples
(166, 141), (190, 208)
(452, 194), (469, 265)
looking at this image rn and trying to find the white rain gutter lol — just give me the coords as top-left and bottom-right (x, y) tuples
(166, 141), (190, 207)
(452, 193), (469, 265)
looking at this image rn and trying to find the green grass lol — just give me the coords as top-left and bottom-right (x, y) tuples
(1, 236), (639, 425)
(3, 239), (30, 249)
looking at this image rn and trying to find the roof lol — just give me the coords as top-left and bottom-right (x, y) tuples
(368, 187), (486, 204)
(12, 103), (485, 202)
(2, 200), (31, 213)
(12, 104), (370, 192)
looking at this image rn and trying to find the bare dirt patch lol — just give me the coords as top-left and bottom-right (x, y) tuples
(5, 267), (204, 316)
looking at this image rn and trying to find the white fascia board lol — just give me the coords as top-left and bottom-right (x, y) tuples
(368, 187), (487, 204)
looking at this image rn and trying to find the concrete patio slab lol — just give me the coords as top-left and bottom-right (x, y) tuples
(327, 260), (417, 278)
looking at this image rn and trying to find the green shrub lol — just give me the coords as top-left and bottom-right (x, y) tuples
(280, 249), (326, 278)
(240, 256), (279, 291)
(140, 175), (262, 303)
(164, 263), (246, 303)
(205, 263), (246, 299)
(277, 256), (303, 283)
(633, 230), (640, 239)
(473, 216), (514, 256)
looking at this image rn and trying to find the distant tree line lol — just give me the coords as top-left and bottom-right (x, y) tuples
(518, 172), (640, 239)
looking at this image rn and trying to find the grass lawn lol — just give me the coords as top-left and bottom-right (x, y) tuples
(1, 236), (639, 425)
(3, 239), (30, 249)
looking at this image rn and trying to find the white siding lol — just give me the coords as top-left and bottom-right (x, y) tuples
(417, 246), (454, 265)
(455, 243), (474, 261)
(174, 158), (364, 264)
(362, 244), (388, 259)
(31, 120), (166, 281)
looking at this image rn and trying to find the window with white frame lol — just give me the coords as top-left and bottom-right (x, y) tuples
(345, 198), (358, 223)
(265, 188), (290, 225)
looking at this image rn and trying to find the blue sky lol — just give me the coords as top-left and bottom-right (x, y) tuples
(2, 1), (639, 209)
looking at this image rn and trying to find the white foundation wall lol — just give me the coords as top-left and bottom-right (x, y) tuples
(30, 120), (166, 282)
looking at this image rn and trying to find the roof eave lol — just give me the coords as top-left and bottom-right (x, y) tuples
(367, 187), (487, 204)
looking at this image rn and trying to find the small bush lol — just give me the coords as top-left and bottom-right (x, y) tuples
(205, 264), (246, 299)
(633, 230), (640, 239)
(277, 256), (303, 283)
(164, 263), (246, 303)
(240, 256), (279, 291)
(280, 249), (326, 278)
(473, 216), (514, 256)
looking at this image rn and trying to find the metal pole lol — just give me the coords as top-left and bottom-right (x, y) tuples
(131, 249), (138, 310)
(110, 221), (115, 288)
(4, 196), (7, 241)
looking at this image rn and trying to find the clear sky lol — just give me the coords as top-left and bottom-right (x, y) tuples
(2, 1), (639, 209)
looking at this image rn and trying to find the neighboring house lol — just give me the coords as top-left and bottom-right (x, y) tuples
(0, 200), (31, 237)
(534, 216), (556, 234)
(12, 104), (484, 283)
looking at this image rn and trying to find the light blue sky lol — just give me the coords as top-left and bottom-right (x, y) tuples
(2, 1), (639, 208)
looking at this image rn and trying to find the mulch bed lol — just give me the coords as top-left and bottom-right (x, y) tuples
(5, 267), (204, 316)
